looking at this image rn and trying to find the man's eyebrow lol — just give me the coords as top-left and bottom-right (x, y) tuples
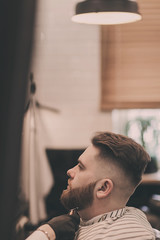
(77, 159), (86, 168)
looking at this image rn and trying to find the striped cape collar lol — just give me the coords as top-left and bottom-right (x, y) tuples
(80, 207), (127, 226)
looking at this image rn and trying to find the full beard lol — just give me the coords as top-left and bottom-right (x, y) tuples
(60, 181), (97, 211)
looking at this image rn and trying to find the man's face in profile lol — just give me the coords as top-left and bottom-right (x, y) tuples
(60, 145), (103, 211)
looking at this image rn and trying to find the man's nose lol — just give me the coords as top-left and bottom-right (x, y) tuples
(67, 166), (76, 179)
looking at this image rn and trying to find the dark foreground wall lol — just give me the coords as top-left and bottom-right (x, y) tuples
(0, 1), (36, 239)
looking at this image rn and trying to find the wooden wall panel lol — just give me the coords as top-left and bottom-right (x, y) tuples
(101, 0), (160, 110)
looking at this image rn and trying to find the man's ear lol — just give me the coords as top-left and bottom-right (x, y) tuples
(96, 179), (113, 199)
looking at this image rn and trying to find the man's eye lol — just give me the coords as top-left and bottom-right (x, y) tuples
(78, 163), (83, 170)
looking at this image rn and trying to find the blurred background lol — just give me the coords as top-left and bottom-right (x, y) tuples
(0, 0), (160, 239)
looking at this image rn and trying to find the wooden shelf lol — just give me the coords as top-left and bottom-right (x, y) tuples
(142, 170), (160, 185)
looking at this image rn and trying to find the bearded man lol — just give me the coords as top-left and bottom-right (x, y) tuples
(26, 132), (157, 240)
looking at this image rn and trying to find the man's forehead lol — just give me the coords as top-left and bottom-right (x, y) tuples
(79, 144), (100, 163)
(79, 144), (110, 179)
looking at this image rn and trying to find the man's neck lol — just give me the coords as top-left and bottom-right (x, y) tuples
(78, 202), (126, 221)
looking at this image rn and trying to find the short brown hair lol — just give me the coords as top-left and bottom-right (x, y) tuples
(92, 132), (151, 186)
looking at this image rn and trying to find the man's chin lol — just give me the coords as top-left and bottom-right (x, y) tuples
(60, 188), (77, 210)
(60, 182), (96, 211)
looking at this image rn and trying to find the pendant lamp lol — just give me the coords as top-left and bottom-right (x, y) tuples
(72, 0), (142, 25)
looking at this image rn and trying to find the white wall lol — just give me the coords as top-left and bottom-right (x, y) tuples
(30, 0), (112, 149)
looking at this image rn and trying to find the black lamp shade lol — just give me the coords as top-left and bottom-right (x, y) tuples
(72, 0), (142, 25)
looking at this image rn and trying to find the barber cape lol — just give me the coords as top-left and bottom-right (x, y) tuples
(74, 207), (155, 240)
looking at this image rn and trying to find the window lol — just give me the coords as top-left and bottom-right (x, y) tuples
(112, 109), (160, 169)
